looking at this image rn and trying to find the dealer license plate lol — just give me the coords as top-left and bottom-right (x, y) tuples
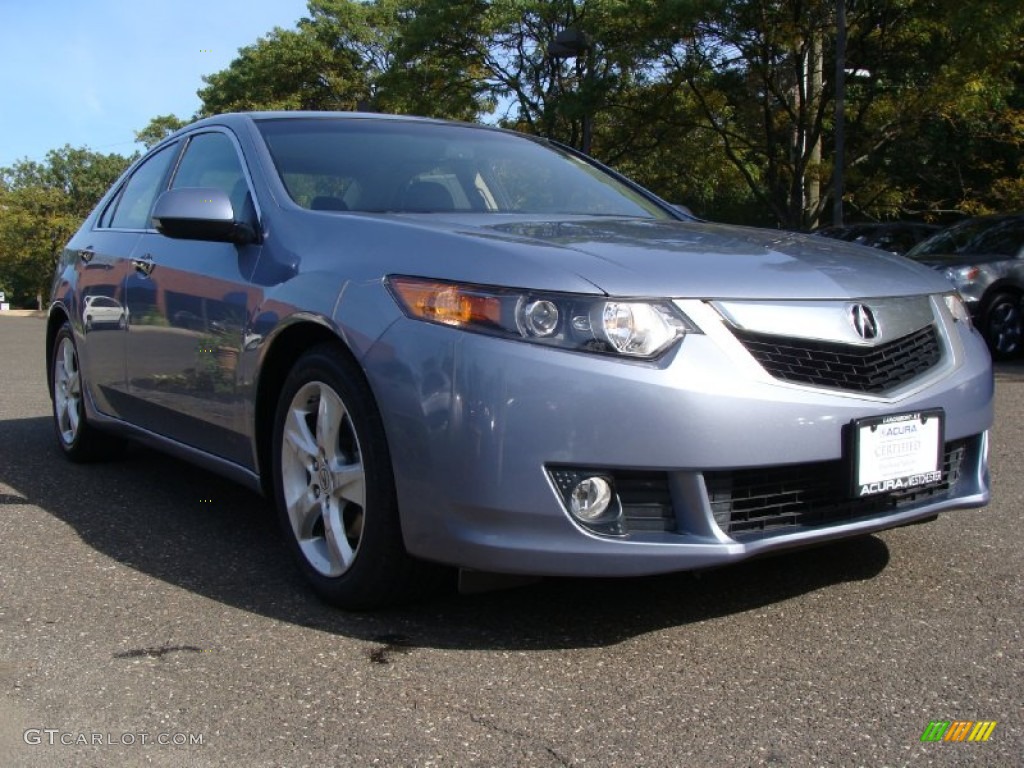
(852, 409), (944, 497)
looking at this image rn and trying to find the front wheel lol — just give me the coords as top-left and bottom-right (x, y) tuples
(271, 343), (436, 609)
(982, 292), (1023, 360)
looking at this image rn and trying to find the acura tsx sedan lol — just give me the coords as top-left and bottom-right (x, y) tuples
(47, 112), (993, 608)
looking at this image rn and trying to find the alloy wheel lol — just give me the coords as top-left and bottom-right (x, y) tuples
(53, 336), (82, 446)
(279, 381), (366, 577)
(987, 297), (1023, 357)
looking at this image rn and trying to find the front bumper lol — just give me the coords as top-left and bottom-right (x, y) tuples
(362, 299), (993, 577)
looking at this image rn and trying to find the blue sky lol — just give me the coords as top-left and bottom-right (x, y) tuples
(0, 0), (311, 168)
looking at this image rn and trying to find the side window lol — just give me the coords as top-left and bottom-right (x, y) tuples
(171, 132), (251, 217)
(97, 189), (122, 228)
(109, 144), (178, 230)
(970, 220), (1024, 257)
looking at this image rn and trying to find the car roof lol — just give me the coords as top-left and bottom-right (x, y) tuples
(155, 112), (530, 157)
(180, 111), (502, 136)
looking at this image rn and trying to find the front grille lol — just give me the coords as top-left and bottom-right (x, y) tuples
(617, 472), (674, 532)
(706, 439), (968, 539)
(733, 324), (942, 393)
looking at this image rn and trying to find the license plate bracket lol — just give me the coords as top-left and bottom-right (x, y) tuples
(850, 409), (944, 497)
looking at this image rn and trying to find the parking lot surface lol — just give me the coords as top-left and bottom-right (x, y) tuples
(1, 314), (1021, 767)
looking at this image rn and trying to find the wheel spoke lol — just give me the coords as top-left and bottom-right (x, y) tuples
(285, 484), (319, 538)
(67, 394), (80, 435)
(56, 393), (70, 435)
(322, 502), (356, 570)
(62, 341), (76, 379)
(989, 301), (1022, 354)
(315, 387), (344, 455)
(330, 463), (365, 508)
(283, 407), (318, 466)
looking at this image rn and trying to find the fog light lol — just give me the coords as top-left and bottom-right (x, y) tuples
(570, 476), (613, 521)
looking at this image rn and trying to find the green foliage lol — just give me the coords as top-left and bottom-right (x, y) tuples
(194, 0), (1022, 227)
(825, 0), (1024, 223)
(2, 145), (135, 217)
(0, 186), (81, 308)
(135, 115), (189, 149)
(0, 147), (132, 308)
(197, 21), (373, 114)
(7, 0), (1020, 261)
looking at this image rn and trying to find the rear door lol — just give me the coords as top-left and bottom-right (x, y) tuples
(74, 142), (179, 418)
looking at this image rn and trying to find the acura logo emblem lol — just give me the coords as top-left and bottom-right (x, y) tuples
(849, 304), (879, 340)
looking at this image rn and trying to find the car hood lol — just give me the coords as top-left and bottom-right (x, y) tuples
(293, 212), (954, 300)
(443, 216), (953, 299)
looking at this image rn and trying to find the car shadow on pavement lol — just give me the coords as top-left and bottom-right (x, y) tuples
(993, 357), (1024, 382)
(2, 415), (890, 651)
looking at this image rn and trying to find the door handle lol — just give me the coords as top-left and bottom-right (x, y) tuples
(78, 247), (95, 263)
(131, 254), (155, 277)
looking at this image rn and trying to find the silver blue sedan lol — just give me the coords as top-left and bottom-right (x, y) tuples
(47, 112), (993, 607)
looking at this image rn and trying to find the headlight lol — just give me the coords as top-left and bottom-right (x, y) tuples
(943, 292), (973, 329)
(386, 276), (699, 359)
(943, 265), (980, 287)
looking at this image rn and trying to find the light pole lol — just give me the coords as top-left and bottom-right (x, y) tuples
(833, 0), (847, 226)
(547, 29), (593, 154)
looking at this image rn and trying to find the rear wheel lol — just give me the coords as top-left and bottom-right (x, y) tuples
(982, 292), (1023, 360)
(51, 322), (123, 461)
(271, 343), (435, 609)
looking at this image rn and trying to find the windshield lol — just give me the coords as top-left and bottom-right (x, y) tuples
(256, 117), (671, 219)
(907, 216), (1024, 259)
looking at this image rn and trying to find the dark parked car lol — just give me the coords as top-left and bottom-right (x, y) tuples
(905, 214), (1024, 359)
(47, 113), (993, 607)
(813, 222), (940, 255)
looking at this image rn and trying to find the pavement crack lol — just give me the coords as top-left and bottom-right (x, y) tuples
(468, 713), (574, 767)
(114, 644), (205, 659)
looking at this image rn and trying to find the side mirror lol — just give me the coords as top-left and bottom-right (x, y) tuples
(152, 187), (256, 245)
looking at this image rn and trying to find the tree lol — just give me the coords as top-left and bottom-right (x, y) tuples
(842, 1), (1024, 221)
(653, 0), (1024, 228)
(593, 81), (759, 221)
(368, 0), (747, 215)
(2, 145), (134, 217)
(389, 0), (666, 148)
(191, 0), (1024, 227)
(0, 147), (132, 308)
(197, 0), (486, 119)
(198, 22), (373, 114)
(135, 114), (189, 149)
(0, 186), (80, 308)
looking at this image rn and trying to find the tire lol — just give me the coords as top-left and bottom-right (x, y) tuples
(271, 343), (437, 609)
(981, 292), (1023, 360)
(50, 322), (124, 461)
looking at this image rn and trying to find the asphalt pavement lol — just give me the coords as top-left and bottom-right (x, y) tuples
(1, 314), (1021, 767)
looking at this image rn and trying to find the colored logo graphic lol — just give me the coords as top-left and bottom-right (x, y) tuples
(920, 720), (997, 742)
